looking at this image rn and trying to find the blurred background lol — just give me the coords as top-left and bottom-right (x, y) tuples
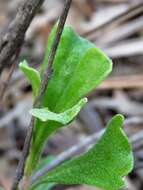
(0, 0), (143, 189)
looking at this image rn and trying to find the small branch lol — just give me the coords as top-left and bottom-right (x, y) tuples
(0, 61), (17, 103)
(0, 47), (21, 105)
(0, 0), (45, 107)
(11, 0), (73, 189)
(35, 0), (72, 106)
(0, 0), (45, 75)
(83, 1), (143, 39)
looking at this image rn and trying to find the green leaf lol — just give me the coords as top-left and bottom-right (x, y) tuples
(30, 156), (55, 190)
(25, 25), (113, 175)
(30, 98), (87, 124)
(33, 114), (133, 190)
(34, 156), (55, 173)
(41, 25), (112, 112)
(30, 183), (54, 190)
(19, 60), (41, 97)
(35, 25), (112, 152)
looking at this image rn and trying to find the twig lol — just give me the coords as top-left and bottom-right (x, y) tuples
(0, 47), (21, 106)
(96, 75), (143, 90)
(0, 0), (45, 75)
(0, 61), (17, 103)
(0, 0), (45, 109)
(83, 1), (143, 39)
(11, 0), (73, 189)
(32, 124), (143, 182)
(134, 162), (143, 171)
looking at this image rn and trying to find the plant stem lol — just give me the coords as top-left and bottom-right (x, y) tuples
(12, 0), (73, 189)
(23, 176), (30, 190)
(24, 124), (55, 177)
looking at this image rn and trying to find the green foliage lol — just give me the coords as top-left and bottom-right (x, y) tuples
(31, 156), (55, 190)
(30, 183), (54, 190)
(20, 25), (133, 190)
(30, 98), (87, 124)
(34, 156), (55, 173)
(19, 60), (41, 97)
(24, 25), (113, 176)
(32, 115), (133, 190)
(41, 26), (112, 112)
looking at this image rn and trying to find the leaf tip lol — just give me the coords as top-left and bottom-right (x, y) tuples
(81, 97), (88, 104)
(114, 113), (124, 122)
(109, 114), (125, 129)
(19, 60), (28, 68)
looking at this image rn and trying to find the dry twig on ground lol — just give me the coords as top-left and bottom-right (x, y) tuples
(12, 0), (73, 189)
